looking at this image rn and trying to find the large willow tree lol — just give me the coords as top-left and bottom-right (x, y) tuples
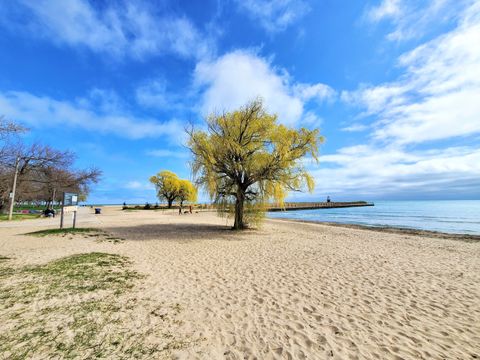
(188, 99), (323, 230)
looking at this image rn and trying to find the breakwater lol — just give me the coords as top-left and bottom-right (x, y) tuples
(268, 201), (374, 212)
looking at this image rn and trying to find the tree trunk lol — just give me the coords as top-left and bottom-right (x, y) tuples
(167, 198), (173, 208)
(233, 187), (245, 230)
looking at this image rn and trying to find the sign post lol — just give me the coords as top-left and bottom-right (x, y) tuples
(73, 209), (77, 229)
(60, 203), (64, 229)
(7, 157), (20, 221)
(60, 192), (78, 229)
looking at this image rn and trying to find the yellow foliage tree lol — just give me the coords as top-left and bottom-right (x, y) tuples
(149, 170), (197, 209)
(188, 99), (323, 230)
(177, 179), (198, 211)
(149, 170), (179, 208)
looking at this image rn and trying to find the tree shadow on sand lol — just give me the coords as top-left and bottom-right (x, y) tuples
(102, 222), (254, 242)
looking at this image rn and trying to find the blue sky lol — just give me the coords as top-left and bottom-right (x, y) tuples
(0, 0), (479, 203)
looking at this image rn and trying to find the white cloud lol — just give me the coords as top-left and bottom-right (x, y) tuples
(235, 0), (310, 32)
(0, 0), (213, 60)
(345, 2), (480, 144)
(146, 149), (189, 158)
(194, 50), (332, 126)
(294, 83), (336, 103)
(302, 112), (324, 127)
(125, 181), (155, 190)
(341, 124), (369, 132)
(77, 88), (124, 113)
(367, 0), (403, 22)
(341, 84), (406, 116)
(136, 78), (175, 110)
(310, 145), (480, 198)
(315, 2), (480, 199)
(0, 90), (183, 140)
(365, 0), (468, 41)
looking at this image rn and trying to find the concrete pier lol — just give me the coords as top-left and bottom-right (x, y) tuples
(268, 201), (374, 212)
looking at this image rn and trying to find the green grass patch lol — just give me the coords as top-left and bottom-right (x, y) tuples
(25, 227), (100, 237)
(24, 228), (125, 244)
(0, 213), (41, 221)
(0, 253), (139, 308)
(25, 228), (125, 244)
(0, 253), (193, 358)
(14, 205), (60, 211)
(22, 252), (139, 296)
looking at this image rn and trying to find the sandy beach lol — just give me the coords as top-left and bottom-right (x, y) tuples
(1, 206), (479, 359)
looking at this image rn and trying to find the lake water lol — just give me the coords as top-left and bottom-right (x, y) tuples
(268, 200), (480, 235)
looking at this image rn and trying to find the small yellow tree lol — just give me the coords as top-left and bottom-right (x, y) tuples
(149, 170), (180, 208)
(177, 179), (198, 212)
(149, 171), (197, 210)
(188, 99), (323, 230)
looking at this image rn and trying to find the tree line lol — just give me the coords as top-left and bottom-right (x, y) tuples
(0, 116), (101, 213)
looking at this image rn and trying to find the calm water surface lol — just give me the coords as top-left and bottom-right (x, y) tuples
(268, 200), (480, 235)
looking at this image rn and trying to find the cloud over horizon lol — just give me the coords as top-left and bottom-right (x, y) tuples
(309, 145), (480, 199)
(317, 1), (480, 198)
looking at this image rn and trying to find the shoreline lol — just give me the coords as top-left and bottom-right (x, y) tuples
(269, 217), (480, 242)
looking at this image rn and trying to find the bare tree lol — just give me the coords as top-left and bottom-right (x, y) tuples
(0, 116), (27, 164)
(0, 115), (27, 138)
(29, 166), (101, 208)
(0, 118), (102, 214)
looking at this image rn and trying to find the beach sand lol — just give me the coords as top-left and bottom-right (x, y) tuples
(1, 206), (479, 359)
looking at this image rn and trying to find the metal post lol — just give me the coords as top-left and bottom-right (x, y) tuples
(8, 157), (20, 221)
(60, 193), (65, 229)
(72, 211), (77, 229)
(51, 187), (56, 209)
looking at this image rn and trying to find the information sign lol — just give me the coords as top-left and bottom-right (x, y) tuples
(63, 192), (78, 206)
